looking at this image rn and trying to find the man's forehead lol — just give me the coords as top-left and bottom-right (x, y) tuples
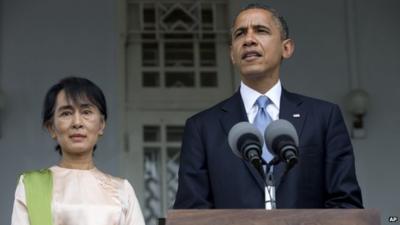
(233, 8), (274, 28)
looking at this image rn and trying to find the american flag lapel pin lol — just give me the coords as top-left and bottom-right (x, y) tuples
(293, 113), (300, 118)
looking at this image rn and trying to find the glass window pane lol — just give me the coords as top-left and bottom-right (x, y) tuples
(143, 8), (155, 23)
(200, 71), (218, 87)
(143, 147), (162, 225)
(199, 42), (216, 66)
(142, 42), (159, 66)
(142, 72), (160, 87)
(163, 7), (195, 29)
(165, 72), (194, 87)
(166, 147), (180, 208)
(201, 33), (215, 40)
(142, 33), (156, 40)
(165, 42), (193, 67)
(201, 7), (213, 31)
(166, 126), (184, 142)
(163, 33), (193, 40)
(143, 126), (161, 142)
(143, 4), (156, 31)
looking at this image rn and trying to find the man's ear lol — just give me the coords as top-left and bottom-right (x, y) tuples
(282, 38), (295, 59)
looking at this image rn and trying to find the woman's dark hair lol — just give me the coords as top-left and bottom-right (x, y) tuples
(42, 76), (107, 154)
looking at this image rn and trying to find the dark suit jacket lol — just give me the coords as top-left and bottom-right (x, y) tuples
(174, 89), (363, 209)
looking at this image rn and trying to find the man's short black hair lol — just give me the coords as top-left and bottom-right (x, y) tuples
(232, 2), (289, 40)
(42, 76), (107, 154)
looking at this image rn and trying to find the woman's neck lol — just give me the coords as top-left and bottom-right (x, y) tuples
(59, 154), (94, 170)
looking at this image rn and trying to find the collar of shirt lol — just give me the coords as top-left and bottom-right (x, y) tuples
(240, 80), (281, 122)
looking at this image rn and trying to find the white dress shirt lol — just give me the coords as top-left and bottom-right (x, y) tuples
(240, 80), (281, 123)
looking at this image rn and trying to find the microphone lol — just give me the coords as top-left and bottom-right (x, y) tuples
(265, 119), (299, 170)
(229, 122), (276, 209)
(228, 122), (264, 174)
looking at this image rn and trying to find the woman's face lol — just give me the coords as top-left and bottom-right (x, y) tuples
(47, 90), (105, 156)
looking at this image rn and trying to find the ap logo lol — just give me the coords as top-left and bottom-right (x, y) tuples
(389, 216), (399, 223)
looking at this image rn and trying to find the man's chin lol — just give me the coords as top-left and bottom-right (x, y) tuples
(240, 70), (268, 80)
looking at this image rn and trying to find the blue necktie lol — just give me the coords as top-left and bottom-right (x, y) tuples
(253, 96), (273, 163)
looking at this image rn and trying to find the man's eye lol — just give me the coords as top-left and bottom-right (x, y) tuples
(258, 29), (270, 34)
(234, 31), (244, 38)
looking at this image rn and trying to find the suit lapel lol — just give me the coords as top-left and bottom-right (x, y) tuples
(273, 89), (306, 189)
(220, 91), (266, 192)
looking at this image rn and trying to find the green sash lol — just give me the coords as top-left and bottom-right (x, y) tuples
(23, 169), (53, 225)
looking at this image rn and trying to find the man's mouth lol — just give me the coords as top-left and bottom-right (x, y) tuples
(242, 51), (262, 60)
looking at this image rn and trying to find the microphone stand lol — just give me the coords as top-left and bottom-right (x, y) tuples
(262, 159), (276, 209)
(263, 155), (299, 209)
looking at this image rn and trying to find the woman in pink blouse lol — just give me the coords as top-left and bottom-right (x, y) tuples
(11, 77), (145, 225)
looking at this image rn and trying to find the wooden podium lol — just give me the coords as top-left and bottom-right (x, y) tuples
(166, 209), (380, 225)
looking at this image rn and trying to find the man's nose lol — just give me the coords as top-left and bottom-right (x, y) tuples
(244, 30), (257, 46)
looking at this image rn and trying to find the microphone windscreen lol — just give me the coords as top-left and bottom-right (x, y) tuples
(228, 122), (264, 159)
(265, 119), (299, 152)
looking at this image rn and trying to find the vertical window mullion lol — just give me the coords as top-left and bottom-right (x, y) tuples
(160, 39), (165, 89)
(194, 38), (200, 89)
(160, 124), (168, 216)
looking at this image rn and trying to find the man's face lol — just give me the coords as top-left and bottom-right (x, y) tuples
(230, 8), (293, 81)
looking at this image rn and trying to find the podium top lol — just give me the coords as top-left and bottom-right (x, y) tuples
(166, 209), (380, 225)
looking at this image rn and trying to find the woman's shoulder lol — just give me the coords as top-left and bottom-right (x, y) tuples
(92, 168), (136, 192)
(94, 170), (139, 208)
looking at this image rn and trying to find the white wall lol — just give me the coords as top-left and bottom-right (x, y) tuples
(353, 0), (400, 221)
(0, 0), (399, 224)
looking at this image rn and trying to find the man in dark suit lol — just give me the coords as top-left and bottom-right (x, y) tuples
(174, 3), (363, 209)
